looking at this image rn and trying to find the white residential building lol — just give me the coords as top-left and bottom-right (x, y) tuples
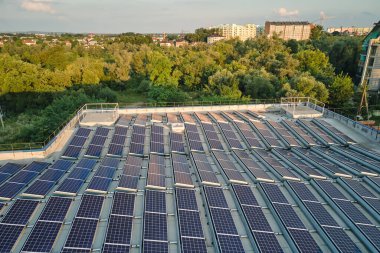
(208, 24), (256, 41)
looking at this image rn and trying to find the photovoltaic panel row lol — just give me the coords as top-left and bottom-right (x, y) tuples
(85, 127), (110, 158)
(313, 119), (356, 144)
(63, 194), (104, 251)
(267, 121), (300, 147)
(184, 123), (204, 152)
(216, 121), (244, 150)
(232, 184), (283, 253)
(234, 121), (264, 148)
(281, 120), (319, 146)
(23, 160), (73, 198)
(143, 189), (168, 253)
(0, 199), (39, 252)
(87, 157), (119, 194)
(253, 149), (299, 181)
(315, 179), (380, 250)
(107, 126), (128, 157)
(212, 151), (246, 184)
(288, 181), (360, 252)
(62, 128), (91, 159)
(117, 155), (142, 192)
(274, 149), (326, 179)
(170, 132), (185, 154)
(200, 122), (224, 151)
(146, 154), (166, 189)
(249, 120), (283, 148)
(176, 188), (207, 253)
(295, 148), (352, 178)
(335, 147), (380, 168)
(0, 161), (50, 200)
(297, 120), (336, 145)
(315, 148), (378, 177)
(203, 186), (245, 252)
(150, 125), (165, 155)
(260, 183), (322, 253)
(103, 192), (136, 252)
(232, 150), (273, 182)
(55, 158), (96, 196)
(129, 125), (146, 156)
(172, 154), (193, 187)
(191, 152), (220, 186)
(0, 163), (24, 185)
(21, 197), (73, 253)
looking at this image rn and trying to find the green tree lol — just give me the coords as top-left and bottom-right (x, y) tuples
(206, 69), (242, 99)
(66, 57), (105, 85)
(329, 73), (354, 106)
(286, 72), (329, 102)
(310, 25), (324, 40)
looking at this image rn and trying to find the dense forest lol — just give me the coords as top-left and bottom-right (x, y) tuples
(0, 27), (367, 144)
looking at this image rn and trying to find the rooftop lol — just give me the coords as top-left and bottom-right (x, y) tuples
(0, 100), (379, 253)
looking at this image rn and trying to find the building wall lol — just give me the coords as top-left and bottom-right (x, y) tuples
(265, 22), (311, 41)
(209, 24), (256, 41)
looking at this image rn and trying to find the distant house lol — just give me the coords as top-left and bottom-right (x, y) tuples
(175, 39), (188, 47)
(22, 39), (37, 46)
(207, 35), (225, 44)
(65, 41), (72, 47)
(159, 41), (173, 47)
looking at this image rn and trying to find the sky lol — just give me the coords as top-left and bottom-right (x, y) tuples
(0, 0), (379, 33)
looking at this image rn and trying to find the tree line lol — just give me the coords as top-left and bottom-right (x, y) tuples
(0, 29), (364, 143)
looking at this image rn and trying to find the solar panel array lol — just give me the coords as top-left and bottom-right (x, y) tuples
(0, 161), (50, 200)
(1, 110), (380, 252)
(298, 119), (336, 145)
(150, 125), (165, 155)
(313, 119), (356, 144)
(129, 125), (146, 156)
(62, 128), (91, 159)
(107, 126), (128, 157)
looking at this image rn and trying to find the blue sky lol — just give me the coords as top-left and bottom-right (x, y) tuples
(0, 0), (379, 33)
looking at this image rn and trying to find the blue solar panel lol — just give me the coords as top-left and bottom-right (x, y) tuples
(114, 126), (129, 136)
(95, 166), (117, 178)
(94, 127), (110, 137)
(233, 185), (259, 206)
(334, 199), (371, 224)
(178, 210), (204, 237)
(62, 249), (91, 253)
(118, 175), (139, 190)
(105, 215), (133, 245)
(62, 145), (82, 159)
(176, 188), (198, 211)
(64, 218), (98, 249)
(108, 143), (124, 157)
(146, 173), (166, 188)
(204, 186), (228, 208)
(68, 168), (92, 180)
(316, 180), (348, 200)
(123, 165), (140, 176)
(24, 161), (50, 173)
(39, 197), (72, 222)
(39, 169), (66, 181)
(144, 212), (167, 241)
(0, 182), (25, 199)
(303, 201), (339, 227)
(10, 170), (38, 184)
(23, 180), (55, 196)
(76, 195), (104, 219)
(0, 173), (11, 184)
(357, 224), (380, 250)
(102, 157), (120, 168)
(253, 231), (283, 253)
(288, 228), (321, 253)
(218, 234), (245, 253)
(0, 224), (24, 252)
(76, 159), (97, 170)
(210, 207), (238, 235)
(260, 183), (289, 204)
(273, 203), (306, 229)
(103, 244), (130, 253)
(69, 136), (87, 147)
(143, 240), (168, 253)
(2, 199), (39, 225)
(21, 221), (62, 253)
(85, 144), (103, 158)
(111, 192), (135, 216)
(87, 176), (112, 192)
(51, 160), (73, 171)
(288, 181), (319, 202)
(145, 190), (166, 214)
(76, 128), (91, 137)
(323, 226), (360, 253)
(55, 178), (84, 194)
(129, 142), (144, 155)
(242, 205), (272, 232)
(0, 163), (23, 174)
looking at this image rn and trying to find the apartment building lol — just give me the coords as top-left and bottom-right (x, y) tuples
(265, 21), (311, 41)
(208, 23), (256, 41)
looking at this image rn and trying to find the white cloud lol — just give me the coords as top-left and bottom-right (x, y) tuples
(276, 7), (299, 17)
(21, 0), (56, 14)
